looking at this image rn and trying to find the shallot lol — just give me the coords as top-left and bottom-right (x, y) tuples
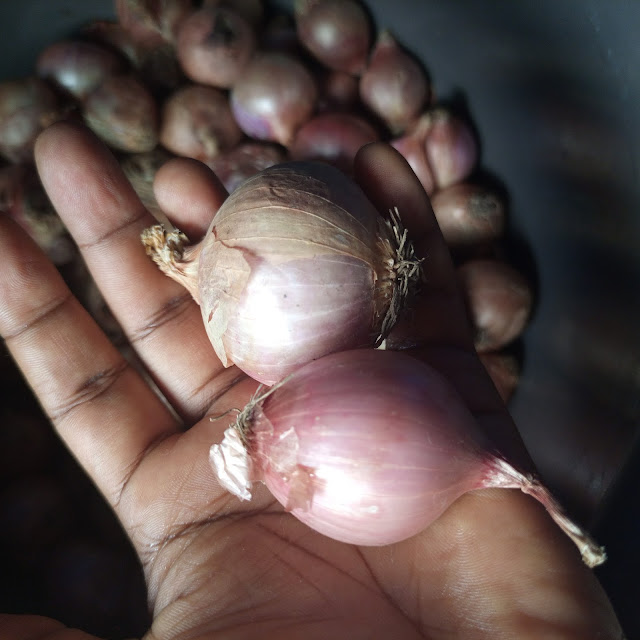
(209, 348), (606, 567)
(176, 7), (257, 89)
(159, 84), (243, 161)
(295, 0), (371, 75)
(359, 30), (430, 134)
(231, 52), (318, 145)
(142, 161), (422, 385)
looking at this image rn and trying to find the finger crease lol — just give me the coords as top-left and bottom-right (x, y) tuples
(3, 291), (74, 341)
(49, 357), (131, 423)
(129, 293), (194, 343)
(76, 208), (148, 250)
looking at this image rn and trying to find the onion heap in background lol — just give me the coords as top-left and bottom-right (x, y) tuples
(0, 0), (534, 636)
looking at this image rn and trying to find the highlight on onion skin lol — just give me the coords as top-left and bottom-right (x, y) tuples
(36, 40), (127, 101)
(0, 77), (65, 163)
(209, 348), (606, 567)
(231, 52), (318, 145)
(82, 74), (159, 152)
(458, 258), (534, 353)
(141, 161), (422, 385)
(289, 111), (380, 174)
(359, 30), (430, 134)
(205, 141), (288, 193)
(430, 182), (506, 248)
(0, 164), (75, 265)
(176, 7), (257, 89)
(160, 84), (243, 161)
(294, 0), (372, 75)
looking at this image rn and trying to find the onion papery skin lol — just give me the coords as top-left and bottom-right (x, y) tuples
(196, 162), (400, 384)
(248, 349), (486, 546)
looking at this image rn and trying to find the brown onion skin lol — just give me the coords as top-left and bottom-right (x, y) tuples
(36, 40), (127, 101)
(116, 0), (192, 45)
(176, 7), (257, 89)
(205, 141), (288, 193)
(83, 75), (159, 152)
(0, 77), (64, 163)
(359, 30), (430, 134)
(458, 258), (533, 353)
(160, 84), (243, 161)
(289, 111), (379, 174)
(231, 52), (318, 145)
(430, 182), (506, 248)
(295, 0), (372, 75)
(426, 108), (479, 190)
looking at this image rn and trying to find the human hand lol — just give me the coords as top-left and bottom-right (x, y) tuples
(0, 122), (622, 639)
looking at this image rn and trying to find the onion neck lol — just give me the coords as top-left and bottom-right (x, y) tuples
(141, 224), (202, 303)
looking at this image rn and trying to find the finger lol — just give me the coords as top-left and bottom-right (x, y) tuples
(0, 215), (178, 507)
(35, 122), (236, 424)
(153, 157), (228, 240)
(353, 142), (474, 350)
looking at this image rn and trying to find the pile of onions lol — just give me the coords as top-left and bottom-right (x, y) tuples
(142, 161), (422, 385)
(210, 348), (606, 567)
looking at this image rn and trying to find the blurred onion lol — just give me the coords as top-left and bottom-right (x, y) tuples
(359, 30), (430, 134)
(36, 40), (127, 101)
(479, 351), (521, 403)
(295, 0), (371, 75)
(116, 0), (192, 45)
(176, 6), (257, 89)
(83, 74), (159, 152)
(289, 111), (379, 173)
(160, 84), (243, 161)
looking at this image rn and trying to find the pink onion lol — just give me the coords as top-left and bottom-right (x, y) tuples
(391, 108), (478, 193)
(359, 30), (430, 134)
(430, 182), (506, 247)
(289, 111), (379, 174)
(0, 77), (65, 163)
(83, 74), (159, 152)
(209, 348), (605, 567)
(294, 0), (371, 75)
(205, 141), (288, 193)
(142, 161), (422, 385)
(458, 258), (533, 353)
(160, 84), (243, 161)
(36, 40), (127, 101)
(231, 52), (318, 146)
(176, 7), (257, 89)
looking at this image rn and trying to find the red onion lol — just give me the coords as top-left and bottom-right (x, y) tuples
(430, 182), (506, 247)
(209, 348), (606, 567)
(36, 40), (126, 101)
(317, 69), (360, 112)
(231, 52), (318, 145)
(160, 84), (243, 161)
(142, 161), (422, 384)
(458, 258), (533, 353)
(359, 30), (430, 134)
(289, 111), (379, 174)
(391, 108), (478, 193)
(83, 75), (159, 152)
(116, 0), (192, 45)
(295, 0), (371, 75)
(205, 141), (288, 193)
(0, 77), (65, 163)
(176, 7), (257, 89)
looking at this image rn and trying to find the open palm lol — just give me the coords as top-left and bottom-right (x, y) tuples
(0, 122), (621, 639)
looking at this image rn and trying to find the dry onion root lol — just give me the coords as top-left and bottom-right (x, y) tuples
(142, 161), (423, 385)
(209, 348), (606, 567)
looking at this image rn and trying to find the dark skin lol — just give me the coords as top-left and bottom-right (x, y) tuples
(0, 122), (623, 639)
